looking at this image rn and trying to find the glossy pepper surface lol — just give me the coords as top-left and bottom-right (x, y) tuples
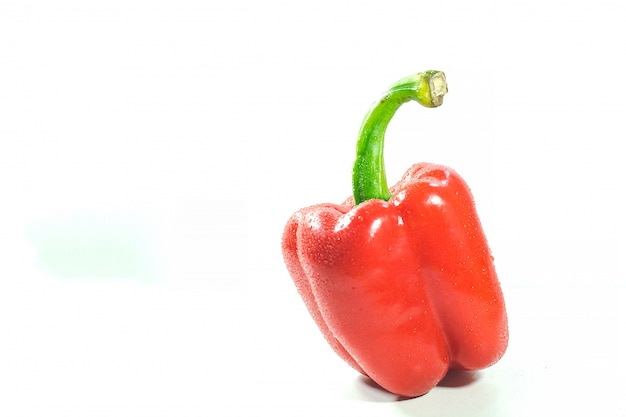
(281, 71), (508, 398)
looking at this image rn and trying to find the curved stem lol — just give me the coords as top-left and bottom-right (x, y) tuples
(352, 70), (448, 205)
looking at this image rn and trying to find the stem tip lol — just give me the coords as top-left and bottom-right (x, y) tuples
(429, 71), (448, 107)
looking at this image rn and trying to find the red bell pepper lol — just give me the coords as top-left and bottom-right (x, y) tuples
(281, 71), (508, 398)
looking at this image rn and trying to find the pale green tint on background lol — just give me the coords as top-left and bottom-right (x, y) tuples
(27, 215), (158, 281)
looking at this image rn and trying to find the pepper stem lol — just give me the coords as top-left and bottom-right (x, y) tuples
(352, 71), (448, 205)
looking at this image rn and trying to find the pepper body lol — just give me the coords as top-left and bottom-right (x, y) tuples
(282, 71), (508, 398)
(282, 163), (508, 397)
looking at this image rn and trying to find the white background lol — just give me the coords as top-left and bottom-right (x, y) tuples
(1, 0), (625, 415)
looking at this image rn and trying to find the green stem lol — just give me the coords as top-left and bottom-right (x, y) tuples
(352, 70), (448, 205)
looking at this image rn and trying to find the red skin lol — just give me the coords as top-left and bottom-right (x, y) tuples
(282, 163), (508, 398)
